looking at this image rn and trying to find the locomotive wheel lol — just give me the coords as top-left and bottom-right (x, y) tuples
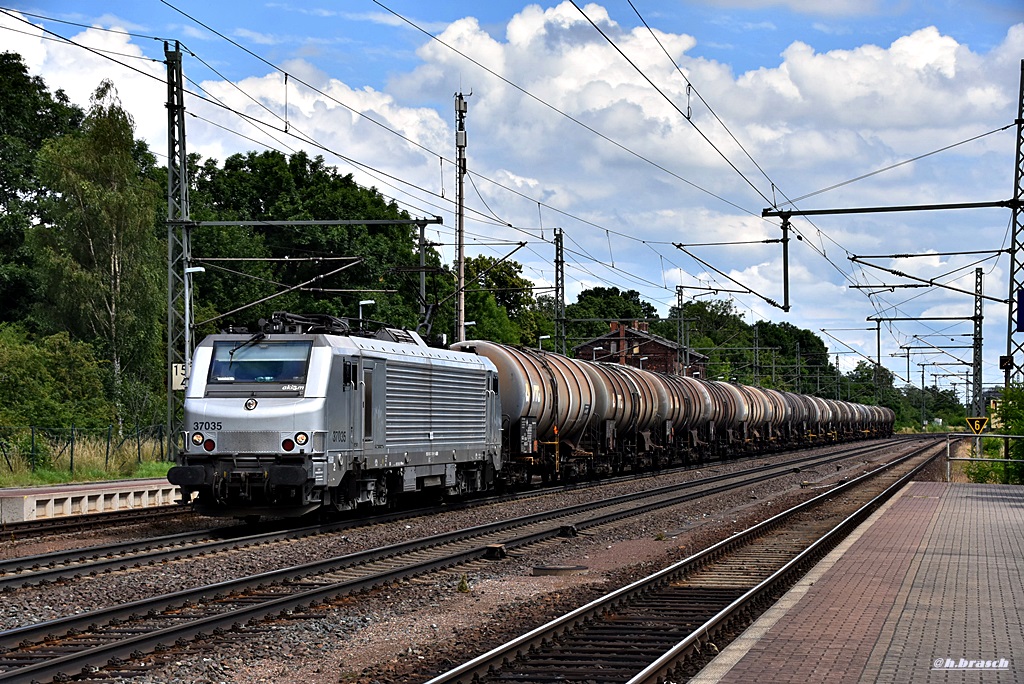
(373, 474), (391, 507)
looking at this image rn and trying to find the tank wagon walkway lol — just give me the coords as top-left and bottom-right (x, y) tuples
(692, 481), (1024, 684)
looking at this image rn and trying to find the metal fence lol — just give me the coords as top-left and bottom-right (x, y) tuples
(0, 424), (168, 473)
(944, 432), (1024, 483)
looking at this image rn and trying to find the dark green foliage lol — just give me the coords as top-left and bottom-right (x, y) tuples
(965, 385), (1024, 484)
(529, 295), (558, 350)
(464, 256), (534, 344)
(0, 324), (114, 427)
(31, 80), (164, 422)
(189, 150), (430, 331)
(566, 287), (657, 343)
(463, 287), (519, 343)
(0, 52), (85, 324)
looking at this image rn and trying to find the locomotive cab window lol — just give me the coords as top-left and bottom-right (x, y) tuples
(208, 340), (313, 383)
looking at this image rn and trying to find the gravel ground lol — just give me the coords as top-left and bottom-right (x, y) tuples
(1, 439), (939, 683)
(0, 513), (235, 561)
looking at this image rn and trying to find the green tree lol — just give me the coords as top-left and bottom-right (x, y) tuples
(32, 80), (163, 423)
(464, 255), (535, 344)
(676, 299), (750, 382)
(0, 52), (84, 323)
(189, 150), (429, 331)
(464, 285), (520, 343)
(0, 324), (113, 427)
(844, 361), (902, 414)
(970, 384), (1024, 484)
(566, 287), (657, 347)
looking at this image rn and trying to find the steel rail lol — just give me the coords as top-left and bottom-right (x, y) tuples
(423, 439), (939, 684)
(627, 442), (940, 684)
(0, 439), (915, 682)
(1, 438), (912, 589)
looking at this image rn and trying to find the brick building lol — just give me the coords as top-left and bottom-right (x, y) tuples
(573, 321), (708, 376)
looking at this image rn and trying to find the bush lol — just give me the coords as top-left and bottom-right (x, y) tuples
(0, 324), (115, 428)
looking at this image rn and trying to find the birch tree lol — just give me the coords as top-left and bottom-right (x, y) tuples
(32, 80), (162, 425)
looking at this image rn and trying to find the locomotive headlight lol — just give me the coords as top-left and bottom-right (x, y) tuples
(191, 432), (204, 446)
(294, 432), (309, 446)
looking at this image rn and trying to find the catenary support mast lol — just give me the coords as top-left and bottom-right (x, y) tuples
(165, 41), (192, 456)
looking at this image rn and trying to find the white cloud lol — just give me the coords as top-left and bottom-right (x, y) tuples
(232, 28), (282, 45)
(695, 0), (884, 17)
(6, 4), (1022, 383)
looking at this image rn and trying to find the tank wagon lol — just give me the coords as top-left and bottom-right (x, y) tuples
(451, 341), (894, 483)
(168, 312), (894, 518)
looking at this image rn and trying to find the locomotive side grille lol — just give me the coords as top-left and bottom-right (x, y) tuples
(387, 361), (487, 445)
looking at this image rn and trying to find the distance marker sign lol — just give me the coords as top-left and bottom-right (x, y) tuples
(966, 417), (988, 435)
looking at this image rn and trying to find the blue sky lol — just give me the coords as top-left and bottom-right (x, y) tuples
(3, 1), (1024, 394)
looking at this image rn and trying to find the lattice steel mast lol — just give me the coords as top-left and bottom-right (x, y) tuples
(165, 41), (193, 456)
(1003, 60), (1024, 387)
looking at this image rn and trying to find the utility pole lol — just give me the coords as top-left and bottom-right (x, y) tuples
(835, 353), (841, 400)
(920, 364), (926, 427)
(781, 215), (791, 311)
(674, 286), (697, 376)
(554, 227), (566, 355)
(419, 224), (427, 316)
(1004, 61), (1024, 388)
(973, 267), (984, 416)
(676, 286), (684, 373)
(455, 93), (468, 342)
(165, 41), (192, 457)
(875, 319), (881, 403)
(795, 341), (801, 393)
(754, 326), (760, 386)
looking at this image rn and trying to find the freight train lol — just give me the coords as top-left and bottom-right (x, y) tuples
(168, 312), (895, 518)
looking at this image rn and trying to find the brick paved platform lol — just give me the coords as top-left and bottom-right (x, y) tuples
(692, 482), (1024, 683)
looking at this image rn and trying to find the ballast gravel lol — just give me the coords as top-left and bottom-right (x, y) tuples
(0, 440), (943, 683)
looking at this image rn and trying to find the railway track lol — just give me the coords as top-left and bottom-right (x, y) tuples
(0, 505), (189, 541)
(0, 438), (919, 591)
(0, 438), (925, 683)
(0, 510), (421, 592)
(423, 438), (944, 684)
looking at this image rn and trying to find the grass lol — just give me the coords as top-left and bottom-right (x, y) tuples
(0, 433), (173, 488)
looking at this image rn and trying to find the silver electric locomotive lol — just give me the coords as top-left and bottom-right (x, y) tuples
(168, 313), (502, 517)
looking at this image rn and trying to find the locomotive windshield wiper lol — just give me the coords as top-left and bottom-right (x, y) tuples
(228, 332), (265, 367)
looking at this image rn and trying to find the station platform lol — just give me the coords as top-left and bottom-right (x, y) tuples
(0, 478), (180, 523)
(693, 481), (1023, 683)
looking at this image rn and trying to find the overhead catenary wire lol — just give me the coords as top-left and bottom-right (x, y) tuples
(587, 2), (1014, 366)
(562, 2), (880, 314)
(5, 6), (1005, 378)
(577, 0), (774, 208)
(153, 1), (736, 306)
(0, 6), (875, 332)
